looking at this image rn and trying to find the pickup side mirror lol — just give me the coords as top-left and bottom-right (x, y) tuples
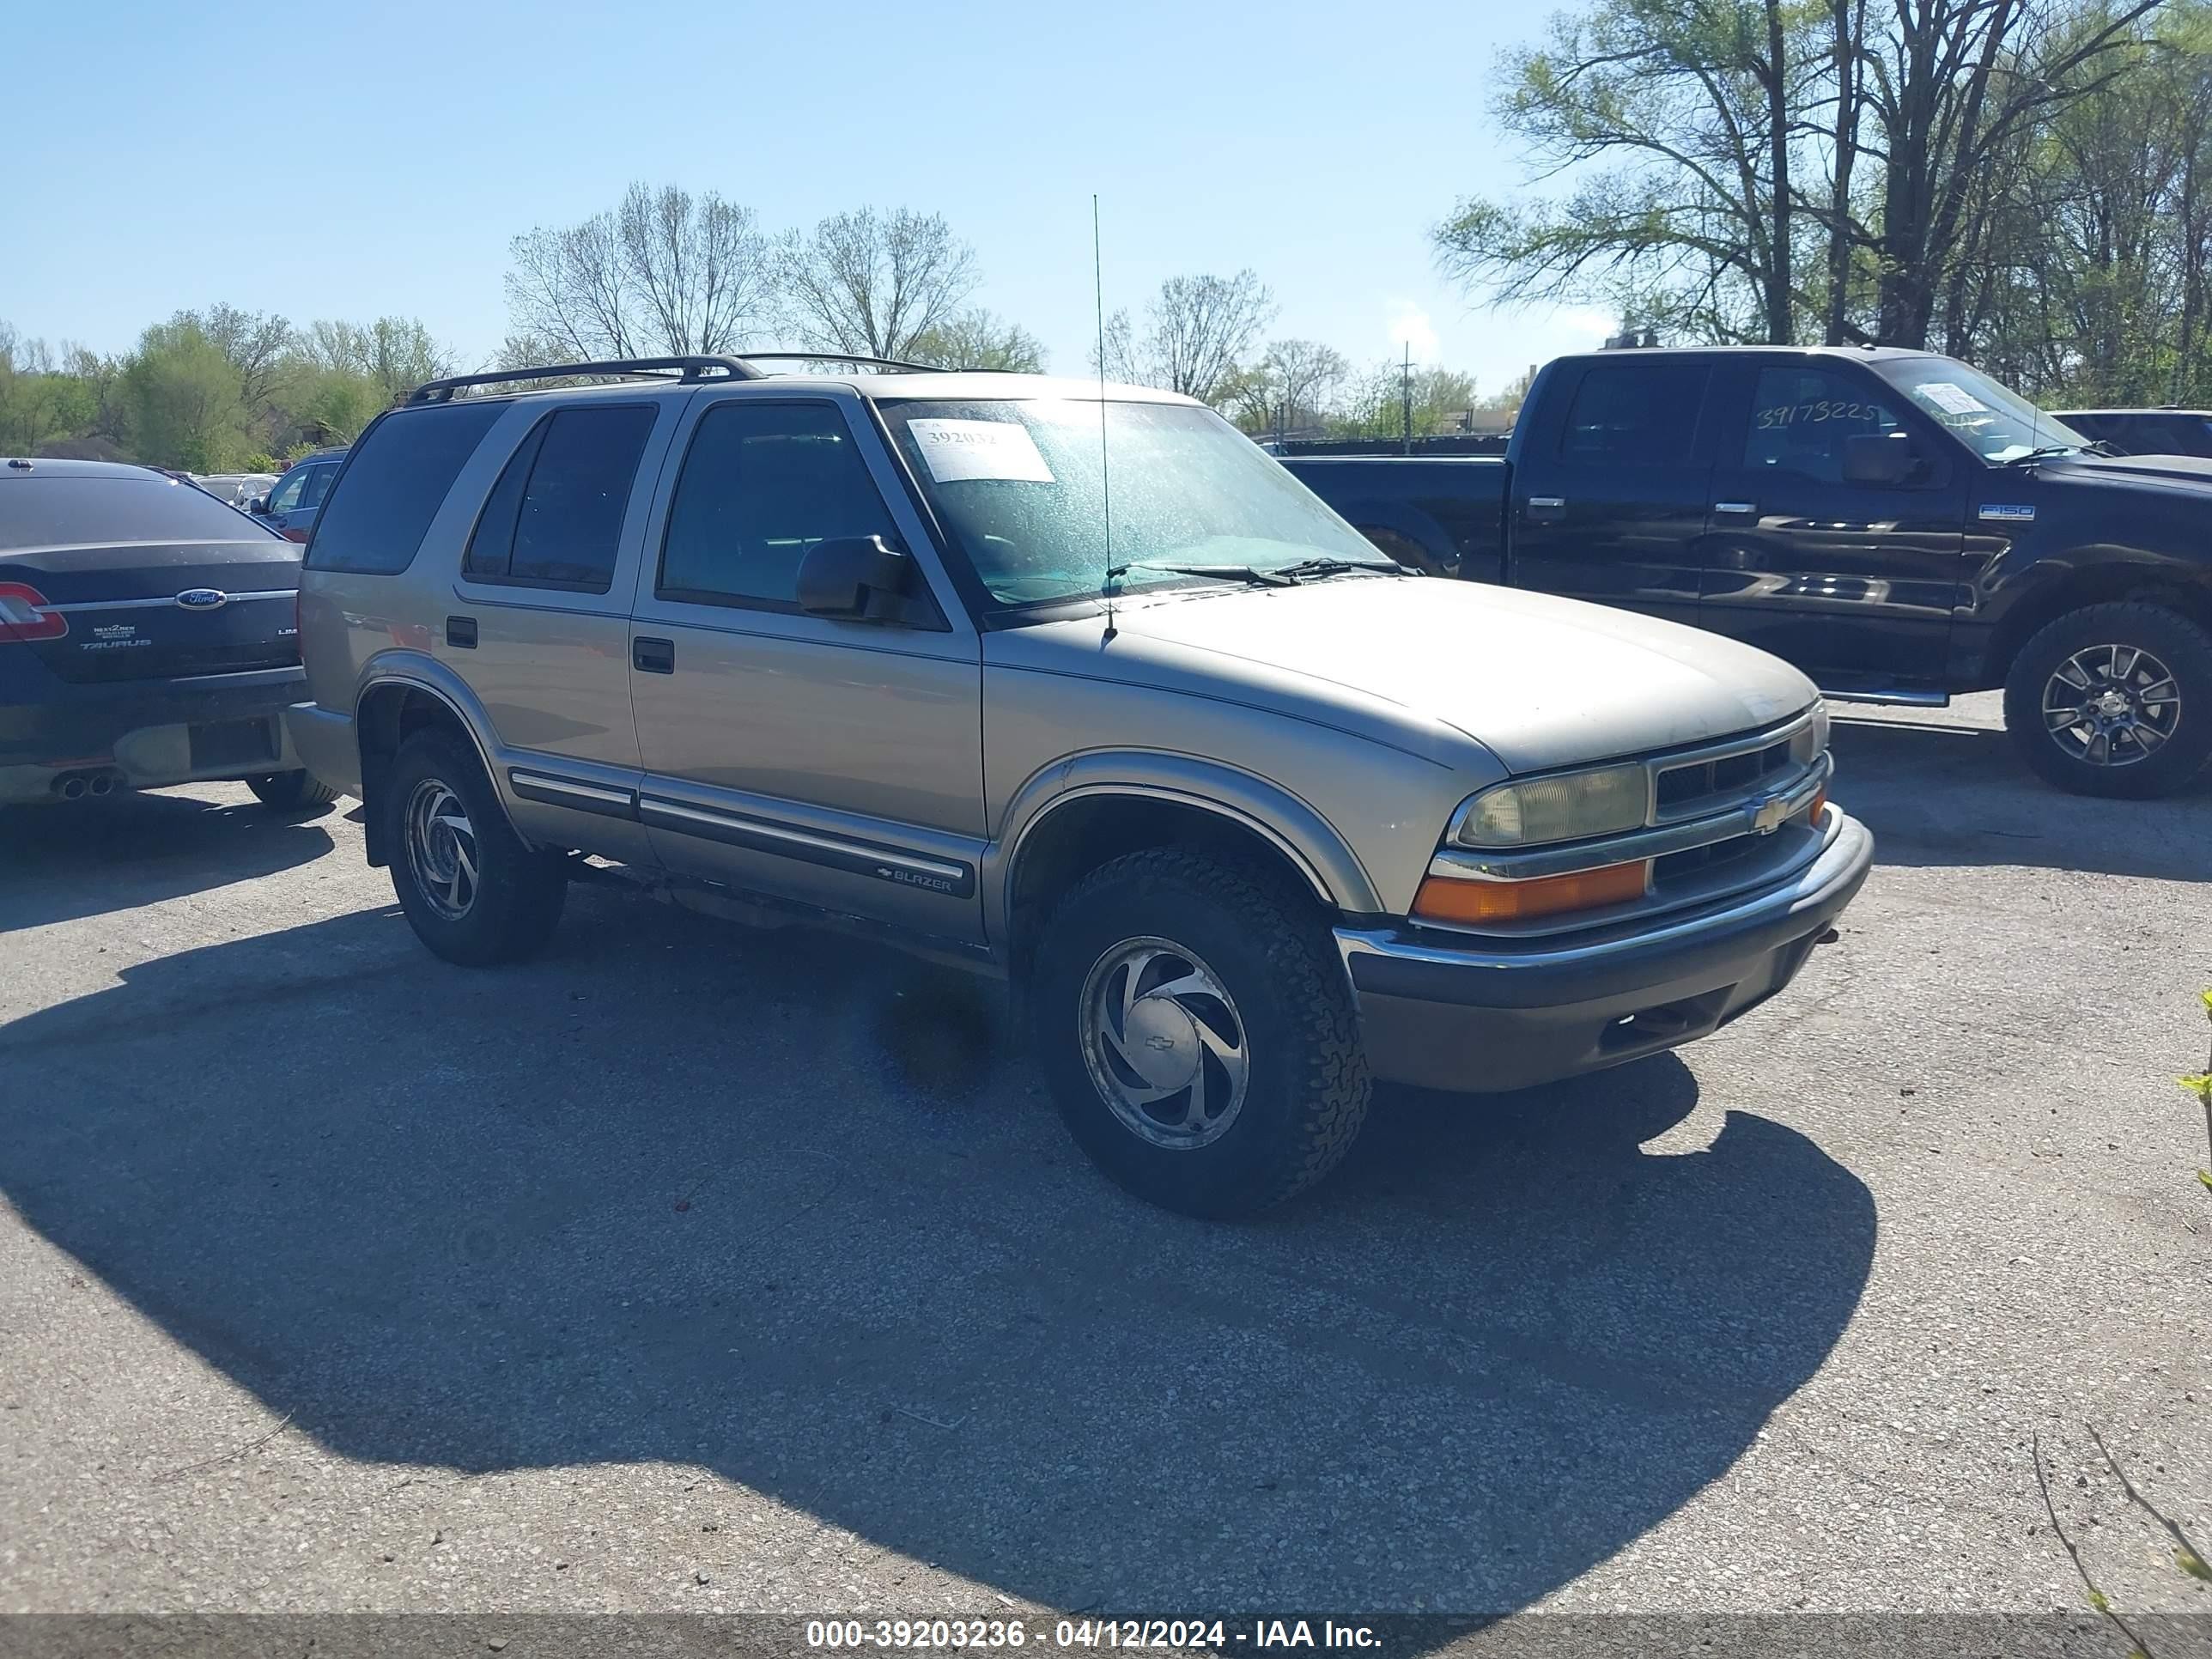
(1842, 431), (1917, 486)
(796, 535), (913, 621)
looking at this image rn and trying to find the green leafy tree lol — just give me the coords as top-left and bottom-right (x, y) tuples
(118, 319), (251, 471)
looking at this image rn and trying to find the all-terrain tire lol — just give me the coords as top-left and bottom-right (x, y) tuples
(1030, 848), (1370, 1219)
(384, 732), (567, 966)
(2002, 601), (2212, 798)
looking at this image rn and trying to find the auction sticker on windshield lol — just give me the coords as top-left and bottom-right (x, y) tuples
(1917, 381), (1990, 416)
(908, 419), (1056, 484)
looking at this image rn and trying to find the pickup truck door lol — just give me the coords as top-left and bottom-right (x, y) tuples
(1698, 362), (1966, 695)
(624, 391), (988, 945)
(1504, 356), (1718, 629)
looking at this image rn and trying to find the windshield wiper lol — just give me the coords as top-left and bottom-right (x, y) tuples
(1104, 562), (1294, 588)
(1269, 556), (1419, 580)
(2006, 444), (2088, 465)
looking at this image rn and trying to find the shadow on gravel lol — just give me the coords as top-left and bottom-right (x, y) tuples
(0, 896), (1875, 1620)
(1830, 715), (2212, 881)
(0, 788), (337, 932)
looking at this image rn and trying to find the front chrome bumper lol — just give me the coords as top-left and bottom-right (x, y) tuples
(1335, 806), (1874, 1092)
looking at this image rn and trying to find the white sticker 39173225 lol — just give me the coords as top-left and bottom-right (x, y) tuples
(906, 419), (1056, 484)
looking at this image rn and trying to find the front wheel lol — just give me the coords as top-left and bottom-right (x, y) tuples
(1030, 848), (1370, 1218)
(2002, 602), (2212, 798)
(384, 732), (568, 965)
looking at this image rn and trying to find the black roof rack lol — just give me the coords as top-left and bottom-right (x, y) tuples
(737, 351), (947, 374)
(405, 356), (764, 406)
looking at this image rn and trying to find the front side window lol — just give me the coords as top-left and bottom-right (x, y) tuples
(1743, 368), (1906, 485)
(268, 466), (311, 514)
(1873, 357), (2086, 463)
(878, 398), (1382, 609)
(297, 463), (338, 513)
(1557, 363), (1710, 468)
(658, 401), (902, 610)
(465, 403), (655, 592)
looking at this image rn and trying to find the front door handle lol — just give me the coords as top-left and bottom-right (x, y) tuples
(1713, 501), (1759, 516)
(633, 636), (675, 674)
(1527, 495), (1566, 520)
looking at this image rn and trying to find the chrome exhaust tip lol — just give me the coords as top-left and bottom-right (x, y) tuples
(87, 774), (115, 797)
(57, 775), (89, 800)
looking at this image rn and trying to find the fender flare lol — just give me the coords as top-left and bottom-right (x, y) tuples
(985, 750), (1383, 943)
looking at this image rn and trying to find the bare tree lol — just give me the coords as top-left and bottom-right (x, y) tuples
(185, 305), (294, 410)
(301, 318), (454, 404)
(505, 183), (774, 361)
(1221, 338), (1350, 432)
(907, 307), (1046, 371)
(1097, 270), (1276, 402)
(776, 207), (980, 360)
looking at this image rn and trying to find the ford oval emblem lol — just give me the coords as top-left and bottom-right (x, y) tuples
(175, 588), (229, 611)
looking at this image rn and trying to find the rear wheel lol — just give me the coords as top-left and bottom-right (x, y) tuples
(385, 732), (567, 965)
(1030, 848), (1370, 1218)
(2002, 602), (2212, 798)
(246, 770), (339, 810)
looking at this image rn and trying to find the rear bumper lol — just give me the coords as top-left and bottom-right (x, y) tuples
(0, 665), (307, 803)
(1338, 808), (1874, 1092)
(284, 702), (362, 797)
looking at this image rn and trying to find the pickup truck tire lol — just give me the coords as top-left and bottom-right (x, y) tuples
(385, 732), (568, 966)
(2002, 602), (2212, 798)
(1031, 848), (1370, 1218)
(246, 769), (340, 810)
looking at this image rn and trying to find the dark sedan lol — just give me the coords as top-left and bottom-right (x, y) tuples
(1, 458), (335, 807)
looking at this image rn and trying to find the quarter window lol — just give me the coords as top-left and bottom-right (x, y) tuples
(1558, 363), (1710, 467)
(306, 402), (504, 576)
(657, 402), (902, 610)
(464, 404), (655, 592)
(1743, 368), (1904, 485)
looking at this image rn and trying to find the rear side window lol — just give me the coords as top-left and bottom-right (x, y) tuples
(1, 476), (277, 550)
(1558, 362), (1711, 467)
(306, 403), (503, 575)
(464, 404), (656, 592)
(657, 401), (901, 611)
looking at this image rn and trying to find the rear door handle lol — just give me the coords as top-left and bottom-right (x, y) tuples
(633, 636), (675, 674)
(1527, 495), (1566, 520)
(1713, 501), (1759, 516)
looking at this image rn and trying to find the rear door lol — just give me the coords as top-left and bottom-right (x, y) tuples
(1504, 356), (1718, 629)
(1698, 361), (1966, 692)
(445, 398), (677, 863)
(625, 390), (987, 944)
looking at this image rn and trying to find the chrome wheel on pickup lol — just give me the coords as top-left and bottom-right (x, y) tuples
(2005, 602), (2212, 798)
(1079, 937), (1251, 1150)
(1034, 848), (1369, 1218)
(385, 731), (568, 966)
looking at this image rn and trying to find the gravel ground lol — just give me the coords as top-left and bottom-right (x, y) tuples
(1, 694), (2207, 1644)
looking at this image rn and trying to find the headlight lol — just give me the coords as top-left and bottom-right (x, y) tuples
(1790, 701), (1831, 766)
(1450, 763), (1649, 848)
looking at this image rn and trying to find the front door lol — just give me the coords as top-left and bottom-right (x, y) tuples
(1505, 356), (1719, 629)
(626, 392), (987, 945)
(1699, 362), (1967, 693)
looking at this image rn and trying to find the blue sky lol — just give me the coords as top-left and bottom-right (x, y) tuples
(4, 0), (1611, 396)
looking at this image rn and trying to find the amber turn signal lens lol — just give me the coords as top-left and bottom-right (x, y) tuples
(1809, 787), (1827, 823)
(1413, 860), (1650, 926)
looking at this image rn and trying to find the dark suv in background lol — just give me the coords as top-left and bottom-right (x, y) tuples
(249, 447), (348, 543)
(1, 458), (334, 808)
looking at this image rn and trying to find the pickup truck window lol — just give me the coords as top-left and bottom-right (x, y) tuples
(658, 400), (902, 611)
(879, 398), (1380, 608)
(1873, 356), (2085, 463)
(1745, 368), (1905, 486)
(1559, 362), (1709, 467)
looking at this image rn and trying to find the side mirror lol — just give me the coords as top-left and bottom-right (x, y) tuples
(796, 535), (913, 621)
(1842, 431), (1917, 486)
(247, 495), (270, 516)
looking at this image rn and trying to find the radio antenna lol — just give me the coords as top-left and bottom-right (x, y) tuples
(1094, 193), (1116, 642)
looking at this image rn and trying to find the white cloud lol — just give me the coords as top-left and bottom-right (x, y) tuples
(1384, 300), (1440, 360)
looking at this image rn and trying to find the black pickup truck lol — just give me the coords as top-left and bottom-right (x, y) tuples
(1285, 345), (2212, 798)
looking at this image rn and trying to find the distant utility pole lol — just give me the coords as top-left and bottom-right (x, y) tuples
(1399, 343), (1413, 456)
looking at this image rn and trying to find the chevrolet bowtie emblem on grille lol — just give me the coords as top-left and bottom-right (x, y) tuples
(1751, 793), (1792, 835)
(174, 588), (229, 610)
